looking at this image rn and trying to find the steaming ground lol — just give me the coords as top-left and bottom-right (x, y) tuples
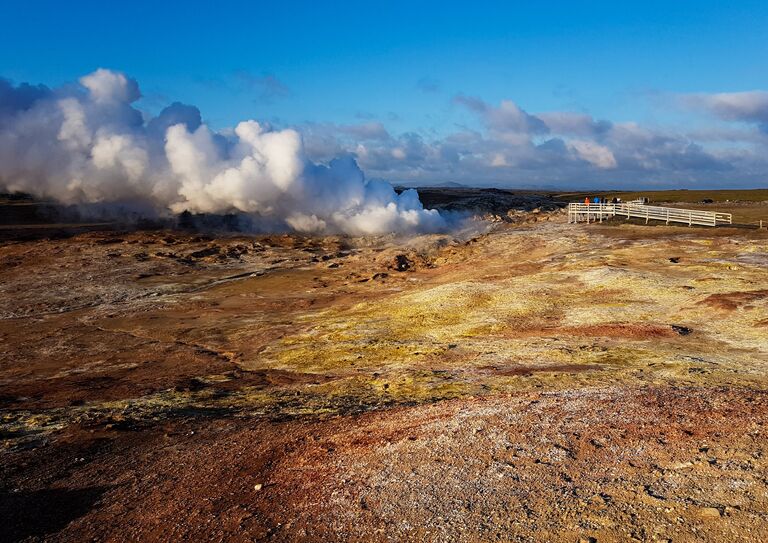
(0, 69), (444, 235)
(2, 202), (768, 542)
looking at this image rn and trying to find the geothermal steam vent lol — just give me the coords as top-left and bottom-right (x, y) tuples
(0, 69), (445, 235)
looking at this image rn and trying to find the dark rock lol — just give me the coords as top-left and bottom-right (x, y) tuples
(224, 247), (245, 260)
(669, 257), (680, 263)
(175, 377), (208, 392)
(190, 247), (220, 259)
(393, 254), (413, 272)
(671, 325), (693, 336)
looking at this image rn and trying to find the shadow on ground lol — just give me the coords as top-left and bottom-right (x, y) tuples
(0, 486), (110, 543)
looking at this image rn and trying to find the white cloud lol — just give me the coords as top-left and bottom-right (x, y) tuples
(80, 69), (140, 104)
(567, 140), (617, 169)
(454, 95), (548, 134)
(4, 69), (765, 200)
(680, 91), (768, 124)
(538, 111), (612, 137)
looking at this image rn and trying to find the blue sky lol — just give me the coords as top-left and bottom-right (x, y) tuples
(2, 1), (768, 188)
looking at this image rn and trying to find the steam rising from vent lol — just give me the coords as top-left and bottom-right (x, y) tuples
(0, 69), (445, 235)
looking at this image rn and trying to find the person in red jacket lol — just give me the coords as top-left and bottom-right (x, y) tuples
(584, 197), (590, 205)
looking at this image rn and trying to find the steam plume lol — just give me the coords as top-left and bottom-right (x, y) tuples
(0, 69), (445, 235)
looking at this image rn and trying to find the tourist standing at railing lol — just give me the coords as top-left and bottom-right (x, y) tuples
(584, 197), (590, 205)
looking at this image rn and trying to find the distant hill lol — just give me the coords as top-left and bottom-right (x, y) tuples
(427, 181), (467, 188)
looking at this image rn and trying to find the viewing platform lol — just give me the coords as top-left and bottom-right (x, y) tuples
(568, 200), (733, 227)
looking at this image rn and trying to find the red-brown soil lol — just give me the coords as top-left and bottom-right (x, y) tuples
(697, 290), (768, 311)
(3, 387), (767, 542)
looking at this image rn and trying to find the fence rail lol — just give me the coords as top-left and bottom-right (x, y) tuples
(568, 202), (732, 227)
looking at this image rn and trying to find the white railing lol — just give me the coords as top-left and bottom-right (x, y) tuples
(568, 202), (732, 227)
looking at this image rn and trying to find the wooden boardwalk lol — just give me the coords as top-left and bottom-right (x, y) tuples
(568, 201), (732, 227)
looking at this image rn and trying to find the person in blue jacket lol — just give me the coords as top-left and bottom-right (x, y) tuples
(593, 197), (600, 204)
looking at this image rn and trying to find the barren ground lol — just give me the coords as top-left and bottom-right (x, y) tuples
(2, 202), (768, 542)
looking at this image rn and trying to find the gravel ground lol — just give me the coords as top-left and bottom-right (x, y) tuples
(2, 210), (768, 542)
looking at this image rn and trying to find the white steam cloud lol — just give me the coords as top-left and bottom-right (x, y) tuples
(0, 69), (445, 235)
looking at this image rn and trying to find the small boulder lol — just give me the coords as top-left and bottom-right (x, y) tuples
(698, 507), (721, 519)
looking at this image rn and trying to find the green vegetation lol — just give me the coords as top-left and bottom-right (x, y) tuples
(557, 188), (768, 203)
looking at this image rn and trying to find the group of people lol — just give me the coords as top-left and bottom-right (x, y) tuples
(583, 196), (622, 205)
